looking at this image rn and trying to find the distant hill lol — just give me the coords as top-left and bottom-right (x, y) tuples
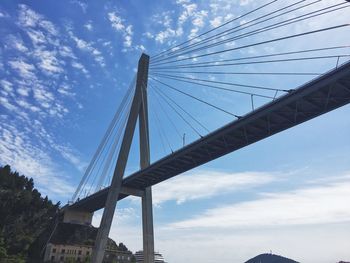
(245, 253), (299, 263)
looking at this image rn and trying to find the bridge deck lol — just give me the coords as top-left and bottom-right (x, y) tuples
(69, 61), (350, 212)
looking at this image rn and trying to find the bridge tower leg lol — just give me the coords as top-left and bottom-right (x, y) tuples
(139, 71), (155, 263)
(92, 53), (153, 263)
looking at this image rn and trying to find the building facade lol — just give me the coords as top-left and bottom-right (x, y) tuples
(44, 243), (134, 263)
(44, 243), (92, 262)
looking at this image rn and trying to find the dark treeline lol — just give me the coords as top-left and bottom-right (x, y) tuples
(0, 165), (60, 262)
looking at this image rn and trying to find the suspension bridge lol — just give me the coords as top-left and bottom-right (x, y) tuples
(60, 1), (350, 262)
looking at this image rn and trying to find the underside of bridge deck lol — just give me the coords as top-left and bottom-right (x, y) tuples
(68, 60), (350, 213)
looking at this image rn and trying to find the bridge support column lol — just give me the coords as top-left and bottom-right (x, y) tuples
(91, 53), (150, 263)
(139, 56), (155, 263)
(142, 187), (154, 263)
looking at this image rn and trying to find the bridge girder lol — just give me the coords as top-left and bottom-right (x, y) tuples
(69, 61), (350, 213)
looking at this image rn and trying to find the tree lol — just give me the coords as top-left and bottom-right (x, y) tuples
(0, 234), (8, 259)
(0, 165), (59, 261)
(118, 242), (128, 252)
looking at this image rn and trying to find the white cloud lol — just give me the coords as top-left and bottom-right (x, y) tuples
(178, 3), (197, 25)
(84, 21), (93, 31)
(153, 170), (276, 205)
(8, 59), (36, 79)
(108, 12), (134, 49)
(156, 223), (350, 263)
(17, 4), (42, 27)
(34, 49), (63, 74)
(16, 87), (30, 97)
(155, 28), (176, 44)
(71, 0), (87, 13)
(5, 34), (28, 52)
(33, 86), (54, 108)
(18, 4), (58, 36)
(210, 16), (222, 28)
(0, 10), (9, 18)
(59, 45), (76, 58)
(152, 1), (209, 44)
(108, 12), (125, 31)
(16, 98), (40, 112)
(0, 80), (14, 93)
(92, 207), (139, 227)
(135, 45), (146, 52)
(124, 35), (132, 48)
(70, 32), (106, 67)
(0, 121), (75, 198)
(240, 0), (252, 6)
(143, 32), (153, 39)
(195, 10), (208, 26)
(168, 178), (350, 229)
(0, 97), (18, 112)
(53, 144), (87, 172)
(57, 83), (76, 97)
(71, 61), (89, 75)
(26, 28), (46, 45)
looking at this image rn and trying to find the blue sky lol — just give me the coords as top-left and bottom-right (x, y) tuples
(1, 0), (350, 262)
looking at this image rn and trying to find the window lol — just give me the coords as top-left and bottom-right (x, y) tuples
(52, 248), (56, 253)
(78, 250), (82, 255)
(61, 249), (65, 254)
(51, 256), (55, 260)
(86, 251), (90, 255)
(60, 256), (64, 261)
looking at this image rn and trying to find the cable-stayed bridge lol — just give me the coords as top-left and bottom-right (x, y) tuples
(61, 1), (350, 262)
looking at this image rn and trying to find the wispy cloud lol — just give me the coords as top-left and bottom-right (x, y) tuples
(69, 31), (106, 67)
(167, 177), (350, 229)
(71, 0), (88, 13)
(0, 119), (75, 198)
(0, 10), (9, 18)
(108, 12), (134, 50)
(8, 59), (36, 79)
(149, 1), (209, 44)
(84, 21), (93, 31)
(71, 61), (89, 76)
(34, 49), (63, 75)
(53, 144), (87, 172)
(18, 4), (58, 36)
(153, 170), (276, 205)
(5, 34), (28, 52)
(0, 4), (89, 200)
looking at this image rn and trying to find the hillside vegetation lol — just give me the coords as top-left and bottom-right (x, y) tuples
(0, 165), (60, 262)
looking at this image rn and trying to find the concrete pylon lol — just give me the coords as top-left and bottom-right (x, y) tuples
(92, 54), (153, 263)
(139, 66), (155, 263)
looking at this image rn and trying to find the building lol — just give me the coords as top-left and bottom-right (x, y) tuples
(44, 243), (133, 263)
(43, 221), (135, 263)
(104, 248), (134, 263)
(134, 251), (166, 263)
(44, 243), (92, 262)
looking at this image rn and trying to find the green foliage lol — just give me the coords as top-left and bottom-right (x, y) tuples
(118, 242), (128, 252)
(0, 165), (60, 261)
(65, 258), (78, 263)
